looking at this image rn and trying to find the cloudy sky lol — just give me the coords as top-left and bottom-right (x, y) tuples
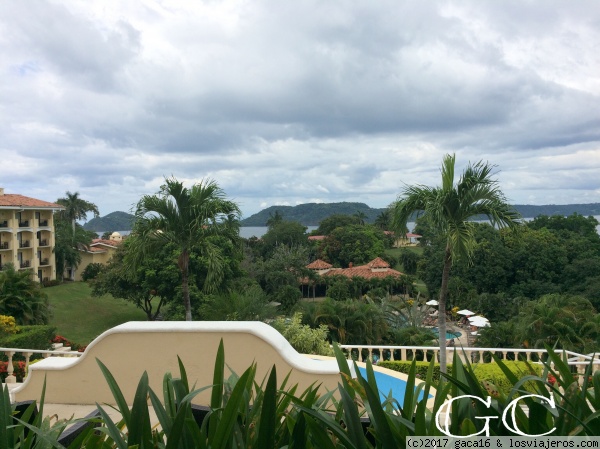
(1, 1), (599, 219)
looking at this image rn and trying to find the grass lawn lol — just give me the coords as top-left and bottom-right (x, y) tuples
(46, 282), (147, 345)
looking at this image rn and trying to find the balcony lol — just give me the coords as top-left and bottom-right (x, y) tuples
(39, 258), (49, 266)
(38, 239), (48, 246)
(19, 260), (31, 269)
(18, 220), (30, 228)
(0, 242), (9, 250)
(19, 240), (30, 249)
(0, 221), (8, 228)
(38, 219), (49, 227)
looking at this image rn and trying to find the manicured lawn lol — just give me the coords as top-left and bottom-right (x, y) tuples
(46, 282), (147, 345)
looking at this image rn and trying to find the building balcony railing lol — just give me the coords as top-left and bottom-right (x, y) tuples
(0, 242), (9, 250)
(19, 240), (30, 248)
(38, 219), (49, 227)
(19, 260), (30, 269)
(39, 258), (49, 266)
(38, 239), (48, 246)
(18, 221), (30, 227)
(0, 221), (8, 228)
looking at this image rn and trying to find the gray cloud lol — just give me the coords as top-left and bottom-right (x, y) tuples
(0, 0), (599, 218)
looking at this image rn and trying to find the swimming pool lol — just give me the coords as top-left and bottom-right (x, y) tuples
(432, 327), (462, 340)
(356, 366), (432, 403)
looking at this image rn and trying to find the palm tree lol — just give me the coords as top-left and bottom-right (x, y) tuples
(354, 210), (368, 226)
(129, 177), (241, 321)
(56, 191), (100, 232)
(0, 263), (49, 324)
(374, 209), (391, 230)
(266, 210), (284, 229)
(391, 154), (520, 373)
(53, 219), (95, 280)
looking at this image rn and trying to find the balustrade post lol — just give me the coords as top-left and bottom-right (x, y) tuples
(401, 348), (407, 361)
(368, 348), (373, 363)
(24, 352), (32, 381)
(4, 351), (16, 383)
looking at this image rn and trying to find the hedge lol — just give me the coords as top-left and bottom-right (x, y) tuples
(0, 325), (56, 361)
(378, 360), (451, 382)
(378, 359), (542, 396)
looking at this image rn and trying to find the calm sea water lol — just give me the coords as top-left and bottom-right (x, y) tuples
(97, 217), (600, 239)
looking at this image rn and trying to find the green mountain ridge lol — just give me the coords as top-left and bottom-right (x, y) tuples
(83, 211), (136, 232)
(83, 202), (600, 230)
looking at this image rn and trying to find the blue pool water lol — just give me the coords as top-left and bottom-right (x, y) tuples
(357, 367), (432, 403)
(432, 328), (462, 340)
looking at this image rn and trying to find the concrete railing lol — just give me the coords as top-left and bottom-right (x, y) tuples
(1, 348), (82, 384)
(339, 344), (600, 383)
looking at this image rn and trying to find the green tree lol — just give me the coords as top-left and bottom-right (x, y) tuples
(129, 177), (241, 321)
(265, 210), (284, 228)
(261, 221), (307, 256)
(315, 214), (358, 235)
(392, 154), (520, 373)
(374, 208), (391, 230)
(53, 219), (96, 280)
(91, 239), (181, 320)
(354, 210), (367, 226)
(516, 294), (600, 353)
(0, 263), (49, 324)
(101, 231), (113, 240)
(198, 282), (276, 321)
(56, 191), (100, 232)
(318, 224), (386, 267)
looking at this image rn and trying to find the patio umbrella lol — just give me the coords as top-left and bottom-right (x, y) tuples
(468, 315), (489, 322)
(426, 300), (439, 306)
(457, 309), (475, 316)
(471, 320), (491, 327)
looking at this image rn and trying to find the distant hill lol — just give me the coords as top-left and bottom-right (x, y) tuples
(241, 202), (388, 226)
(83, 211), (136, 232)
(241, 202), (600, 226)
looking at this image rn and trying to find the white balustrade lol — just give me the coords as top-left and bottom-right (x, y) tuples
(339, 344), (600, 384)
(2, 347), (82, 385)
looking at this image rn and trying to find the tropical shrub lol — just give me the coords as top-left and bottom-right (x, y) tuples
(0, 264), (50, 325)
(0, 315), (17, 334)
(271, 312), (333, 356)
(0, 360), (26, 382)
(81, 262), (103, 281)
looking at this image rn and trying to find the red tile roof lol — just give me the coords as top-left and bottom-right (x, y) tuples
(0, 194), (63, 209)
(305, 258), (403, 281)
(308, 235), (326, 241)
(406, 233), (422, 238)
(367, 257), (390, 268)
(306, 259), (332, 269)
(91, 239), (120, 248)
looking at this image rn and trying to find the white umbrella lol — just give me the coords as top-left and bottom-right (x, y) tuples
(426, 300), (439, 306)
(468, 315), (489, 322)
(457, 309), (475, 316)
(471, 320), (491, 327)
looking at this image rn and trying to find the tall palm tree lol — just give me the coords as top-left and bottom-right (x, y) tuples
(129, 177), (241, 321)
(391, 154), (520, 373)
(56, 191), (100, 232)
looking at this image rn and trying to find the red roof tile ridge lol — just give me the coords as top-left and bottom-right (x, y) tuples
(0, 194), (64, 209)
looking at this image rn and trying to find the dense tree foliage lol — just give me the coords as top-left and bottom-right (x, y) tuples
(317, 224), (387, 267)
(90, 239), (181, 320)
(128, 177), (241, 321)
(0, 264), (49, 325)
(53, 218), (97, 280)
(314, 214), (359, 235)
